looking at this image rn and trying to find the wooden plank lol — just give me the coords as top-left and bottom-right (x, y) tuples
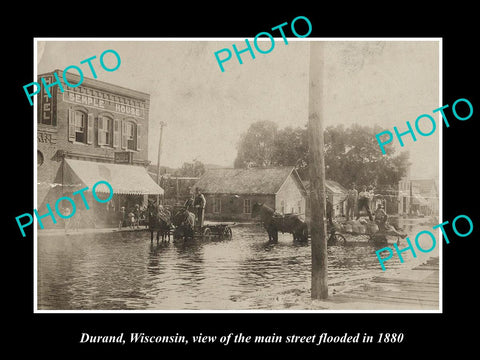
(341, 291), (438, 304)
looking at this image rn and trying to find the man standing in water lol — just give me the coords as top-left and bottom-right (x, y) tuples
(345, 184), (358, 221)
(193, 187), (206, 228)
(356, 185), (373, 221)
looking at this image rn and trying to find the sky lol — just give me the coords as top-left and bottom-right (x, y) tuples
(37, 39), (440, 179)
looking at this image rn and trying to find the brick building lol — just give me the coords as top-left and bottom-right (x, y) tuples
(37, 70), (164, 228)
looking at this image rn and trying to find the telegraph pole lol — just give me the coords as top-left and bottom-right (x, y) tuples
(156, 121), (167, 205)
(308, 41), (328, 299)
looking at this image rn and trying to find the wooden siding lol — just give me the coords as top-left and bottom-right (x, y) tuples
(276, 174), (306, 218)
(204, 194), (275, 221)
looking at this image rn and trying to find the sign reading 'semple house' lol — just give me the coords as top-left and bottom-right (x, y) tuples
(63, 89), (146, 119)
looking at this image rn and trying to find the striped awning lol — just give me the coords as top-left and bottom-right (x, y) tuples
(63, 158), (164, 195)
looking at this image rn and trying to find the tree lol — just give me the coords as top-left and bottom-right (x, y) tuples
(323, 124), (410, 190)
(234, 121), (278, 168)
(174, 160), (206, 177)
(234, 121), (309, 177)
(271, 125), (309, 178)
(233, 121), (410, 191)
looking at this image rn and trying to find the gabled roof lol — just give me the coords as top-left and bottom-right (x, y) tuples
(302, 179), (347, 194)
(193, 167), (305, 195)
(411, 179), (438, 197)
(325, 180), (347, 194)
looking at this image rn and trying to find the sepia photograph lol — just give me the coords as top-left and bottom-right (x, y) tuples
(34, 38), (441, 312)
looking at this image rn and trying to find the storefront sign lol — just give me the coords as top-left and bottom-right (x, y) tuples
(37, 75), (57, 126)
(63, 89), (145, 119)
(114, 151), (133, 164)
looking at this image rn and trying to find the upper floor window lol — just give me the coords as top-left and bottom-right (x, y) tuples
(126, 122), (135, 150)
(68, 109), (93, 144)
(98, 115), (113, 146)
(122, 120), (141, 151)
(74, 111), (86, 143)
(68, 109), (141, 151)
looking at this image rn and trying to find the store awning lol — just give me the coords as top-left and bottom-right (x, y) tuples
(63, 158), (164, 195)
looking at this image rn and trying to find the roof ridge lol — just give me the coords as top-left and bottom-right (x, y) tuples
(194, 166), (299, 195)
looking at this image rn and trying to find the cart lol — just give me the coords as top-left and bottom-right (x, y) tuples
(197, 223), (233, 240)
(327, 219), (405, 246)
(172, 222), (234, 241)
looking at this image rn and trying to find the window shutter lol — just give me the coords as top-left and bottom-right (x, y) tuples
(136, 123), (142, 151)
(87, 113), (94, 144)
(113, 119), (120, 148)
(101, 118), (108, 145)
(121, 120), (127, 149)
(97, 115), (104, 145)
(68, 109), (75, 142)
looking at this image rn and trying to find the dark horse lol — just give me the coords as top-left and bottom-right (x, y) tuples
(147, 202), (172, 243)
(251, 202), (308, 242)
(171, 208), (196, 240)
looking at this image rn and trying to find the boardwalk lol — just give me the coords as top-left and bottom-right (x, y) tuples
(312, 257), (440, 311)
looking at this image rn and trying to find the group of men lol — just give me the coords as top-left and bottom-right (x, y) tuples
(345, 184), (376, 222)
(342, 184), (389, 231)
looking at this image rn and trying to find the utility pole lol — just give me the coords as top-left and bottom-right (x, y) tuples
(308, 41), (328, 299)
(156, 121), (167, 205)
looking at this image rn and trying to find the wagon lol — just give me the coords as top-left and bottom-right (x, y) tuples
(172, 221), (234, 241)
(327, 219), (406, 246)
(197, 223), (233, 240)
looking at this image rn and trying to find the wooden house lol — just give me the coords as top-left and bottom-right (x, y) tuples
(302, 179), (348, 220)
(192, 167), (307, 221)
(411, 179), (439, 216)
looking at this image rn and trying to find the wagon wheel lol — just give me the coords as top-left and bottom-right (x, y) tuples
(333, 233), (347, 245)
(328, 231), (347, 246)
(202, 227), (212, 240)
(222, 226), (233, 240)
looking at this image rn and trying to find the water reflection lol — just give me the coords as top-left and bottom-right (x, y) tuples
(37, 221), (438, 310)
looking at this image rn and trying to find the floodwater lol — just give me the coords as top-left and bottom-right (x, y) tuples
(37, 220), (439, 310)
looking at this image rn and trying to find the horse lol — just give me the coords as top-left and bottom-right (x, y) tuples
(251, 202), (308, 242)
(171, 208), (196, 240)
(147, 203), (173, 243)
